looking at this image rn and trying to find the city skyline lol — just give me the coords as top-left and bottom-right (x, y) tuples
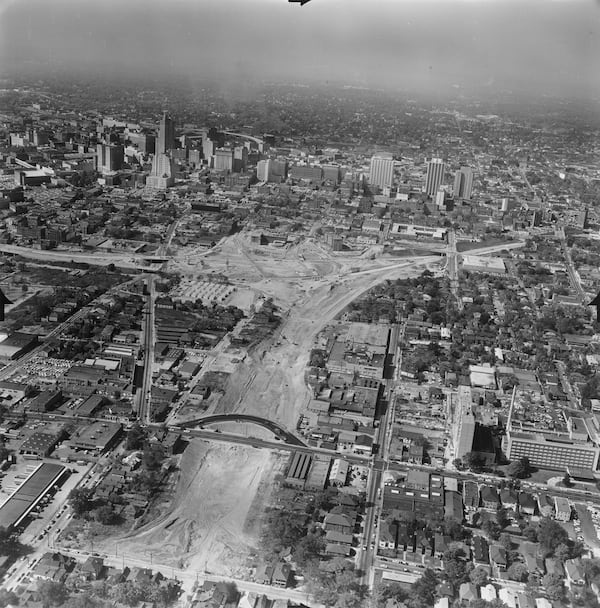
(1, 0), (599, 101)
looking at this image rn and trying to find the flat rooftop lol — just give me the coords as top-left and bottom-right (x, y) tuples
(0, 462), (66, 529)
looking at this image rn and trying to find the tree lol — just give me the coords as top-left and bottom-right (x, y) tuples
(68, 488), (94, 517)
(496, 507), (510, 529)
(110, 583), (145, 607)
(542, 573), (565, 602)
(463, 452), (487, 473)
(538, 518), (568, 556)
(522, 525), (538, 542)
(410, 569), (438, 608)
(295, 533), (325, 566)
(507, 562), (529, 582)
(0, 589), (19, 608)
(499, 533), (513, 552)
(563, 472), (573, 487)
(507, 456), (532, 479)
(469, 566), (489, 587)
(482, 520), (501, 541)
(0, 525), (26, 557)
(65, 593), (107, 608)
(126, 422), (146, 451)
(142, 445), (164, 471)
(95, 504), (116, 525)
(373, 581), (408, 608)
(38, 580), (69, 608)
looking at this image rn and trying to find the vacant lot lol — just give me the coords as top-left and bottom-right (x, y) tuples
(99, 439), (284, 577)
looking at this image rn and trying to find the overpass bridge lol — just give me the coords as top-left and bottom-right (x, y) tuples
(176, 414), (306, 446)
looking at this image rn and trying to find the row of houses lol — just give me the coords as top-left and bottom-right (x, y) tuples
(463, 481), (571, 521)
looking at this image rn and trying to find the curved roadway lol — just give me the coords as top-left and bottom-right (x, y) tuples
(176, 414), (307, 446)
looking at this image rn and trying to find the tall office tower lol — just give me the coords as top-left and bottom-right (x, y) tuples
(257, 159), (268, 182)
(96, 143), (124, 174)
(435, 187), (447, 209)
(146, 112), (175, 189)
(213, 148), (234, 172)
(156, 111), (175, 154)
(454, 386), (476, 458)
(369, 153), (394, 189)
(233, 146), (248, 173)
(323, 165), (341, 185)
(453, 166), (474, 200)
(425, 158), (446, 196)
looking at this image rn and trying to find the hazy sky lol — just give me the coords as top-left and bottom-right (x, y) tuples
(1, 0), (599, 99)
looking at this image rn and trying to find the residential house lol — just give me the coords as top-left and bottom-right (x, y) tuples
(537, 493), (554, 517)
(325, 530), (353, 546)
(480, 584), (498, 602)
(325, 543), (350, 557)
(500, 488), (518, 511)
(480, 485), (499, 509)
(544, 558), (564, 577)
(564, 558), (585, 588)
(524, 552), (545, 577)
(459, 583), (478, 603)
(499, 589), (518, 608)
(323, 512), (354, 535)
(489, 545), (507, 572)
(396, 522), (413, 552)
(518, 492), (537, 516)
(444, 490), (463, 522)
(415, 530), (433, 557)
(516, 594), (535, 608)
(379, 520), (397, 551)
(272, 562), (292, 588)
(473, 536), (490, 566)
(434, 534), (451, 560)
(254, 564), (273, 585)
(79, 556), (105, 581)
(463, 481), (480, 513)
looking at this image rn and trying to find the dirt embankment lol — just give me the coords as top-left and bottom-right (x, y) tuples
(96, 440), (284, 577)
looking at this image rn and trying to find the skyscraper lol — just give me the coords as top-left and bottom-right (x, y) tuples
(453, 166), (474, 200)
(96, 143), (124, 174)
(156, 111), (175, 154)
(147, 112), (175, 189)
(213, 148), (234, 172)
(425, 158), (446, 196)
(369, 153), (394, 189)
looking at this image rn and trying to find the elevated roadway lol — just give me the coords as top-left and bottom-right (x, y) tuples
(177, 413), (307, 447)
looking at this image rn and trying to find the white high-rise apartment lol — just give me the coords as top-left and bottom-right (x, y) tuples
(369, 153), (394, 189)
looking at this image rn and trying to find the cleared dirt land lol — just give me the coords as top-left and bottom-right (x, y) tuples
(212, 253), (443, 429)
(99, 439), (285, 577)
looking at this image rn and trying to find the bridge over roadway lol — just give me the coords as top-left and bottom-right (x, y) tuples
(176, 414), (307, 447)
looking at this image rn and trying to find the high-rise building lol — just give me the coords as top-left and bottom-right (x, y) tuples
(257, 159), (287, 183)
(323, 165), (341, 185)
(454, 166), (474, 200)
(213, 148), (234, 172)
(96, 143), (124, 174)
(257, 159), (268, 182)
(156, 111), (175, 154)
(369, 153), (394, 189)
(454, 386), (475, 459)
(233, 146), (248, 173)
(147, 113), (175, 189)
(425, 158), (446, 196)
